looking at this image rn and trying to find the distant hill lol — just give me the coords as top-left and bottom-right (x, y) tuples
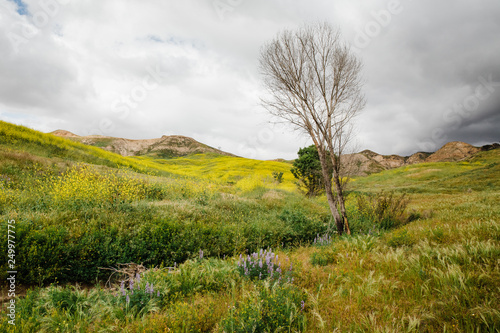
(50, 131), (235, 158)
(344, 141), (499, 176)
(48, 128), (498, 175)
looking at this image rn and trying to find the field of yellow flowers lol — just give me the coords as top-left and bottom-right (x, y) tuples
(0, 121), (499, 332)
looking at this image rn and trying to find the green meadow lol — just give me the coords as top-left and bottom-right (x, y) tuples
(0, 120), (499, 332)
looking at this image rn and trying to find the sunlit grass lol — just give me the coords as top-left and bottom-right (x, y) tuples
(0, 120), (499, 332)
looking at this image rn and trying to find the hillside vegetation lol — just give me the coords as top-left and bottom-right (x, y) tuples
(0, 121), (499, 332)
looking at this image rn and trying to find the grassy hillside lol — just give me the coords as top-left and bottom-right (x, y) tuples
(350, 149), (500, 194)
(0, 121), (327, 283)
(0, 121), (499, 332)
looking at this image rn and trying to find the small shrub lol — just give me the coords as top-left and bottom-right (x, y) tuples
(279, 209), (326, 244)
(310, 248), (337, 266)
(386, 229), (416, 248)
(313, 233), (333, 247)
(221, 282), (307, 332)
(272, 171), (284, 184)
(115, 273), (161, 318)
(237, 249), (293, 283)
(356, 191), (411, 230)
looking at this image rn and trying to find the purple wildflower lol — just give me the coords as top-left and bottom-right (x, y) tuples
(301, 300), (305, 311)
(126, 295), (130, 304)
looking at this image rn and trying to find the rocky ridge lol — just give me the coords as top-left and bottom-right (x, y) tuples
(50, 130), (498, 174)
(50, 131), (234, 158)
(344, 141), (499, 176)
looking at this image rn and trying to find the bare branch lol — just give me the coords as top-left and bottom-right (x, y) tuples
(259, 22), (365, 235)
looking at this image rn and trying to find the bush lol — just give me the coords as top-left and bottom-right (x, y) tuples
(221, 281), (307, 332)
(386, 229), (416, 248)
(237, 249), (292, 282)
(355, 191), (410, 231)
(310, 247), (337, 266)
(279, 209), (327, 245)
(272, 171), (284, 183)
(114, 273), (161, 318)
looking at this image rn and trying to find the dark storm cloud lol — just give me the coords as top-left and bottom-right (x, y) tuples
(350, 0), (500, 155)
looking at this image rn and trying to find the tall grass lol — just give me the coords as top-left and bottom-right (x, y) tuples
(0, 121), (499, 332)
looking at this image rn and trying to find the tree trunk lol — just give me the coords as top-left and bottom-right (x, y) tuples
(332, 171), (351, 235)
(317, 148), (344, 235)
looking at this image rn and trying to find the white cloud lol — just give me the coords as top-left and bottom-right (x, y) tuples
(0, 0), (499, 160)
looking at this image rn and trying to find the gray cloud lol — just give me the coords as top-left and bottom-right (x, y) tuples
(0, 0), (499, 159)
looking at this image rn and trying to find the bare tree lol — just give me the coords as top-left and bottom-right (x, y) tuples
(259, 22), (365, 235)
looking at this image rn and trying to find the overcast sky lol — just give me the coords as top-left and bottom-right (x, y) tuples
(1, 0), (499, 159)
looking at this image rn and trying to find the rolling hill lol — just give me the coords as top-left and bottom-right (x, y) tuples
(0, 120), (499, 332)
(50, 130), (235, 158)
(344, 141), (499, 175)
(50, 129), (499, 177)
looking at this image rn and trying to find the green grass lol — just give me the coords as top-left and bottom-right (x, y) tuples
(350, 149), (500, 193)
(0, 120), (499, 332)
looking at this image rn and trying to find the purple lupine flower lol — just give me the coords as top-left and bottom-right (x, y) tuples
(150, 283), (154, 294)
(136, 273), (141, 283)
(157, 291), (160, 297)
(259, 259), (263, 268)
(259, 272), (262, 279)
(199, 249), (204, 259)
(301, 300), (305, 311)
(289, 262), (293, 271)
(126, 295), (130, 304)
(129, 280), (134, 291)
(145, 282), (150, 293)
